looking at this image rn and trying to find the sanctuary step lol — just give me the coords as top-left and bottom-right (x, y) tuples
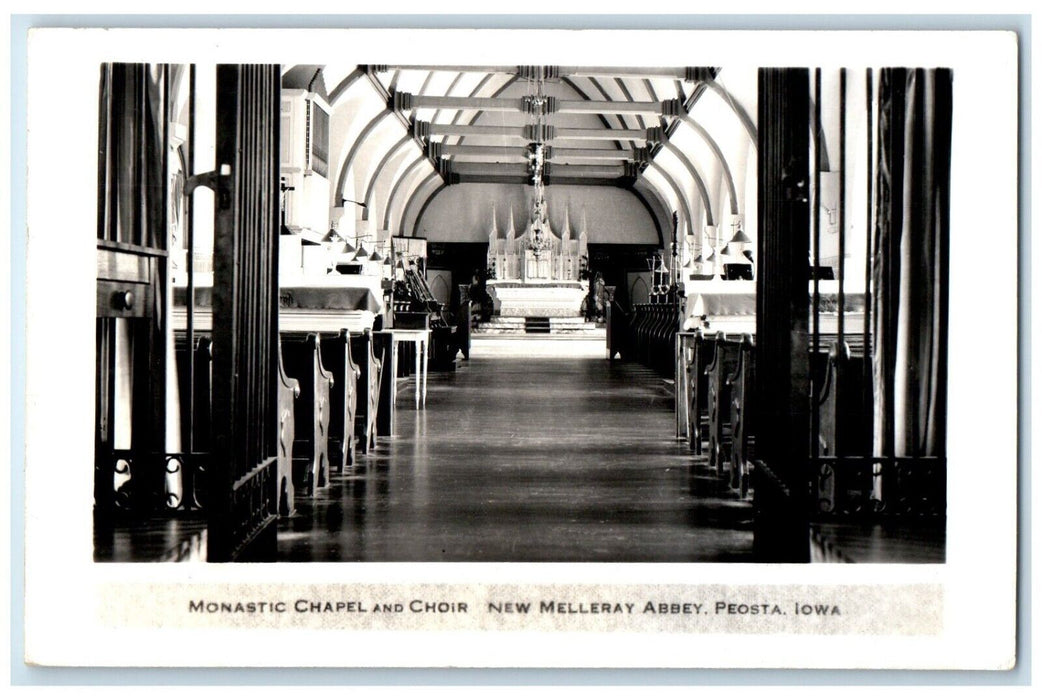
(524, 317), (551, 334)
(475, 316), (603, 336)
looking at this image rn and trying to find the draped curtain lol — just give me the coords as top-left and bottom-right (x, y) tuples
(871, 68), (952, 458)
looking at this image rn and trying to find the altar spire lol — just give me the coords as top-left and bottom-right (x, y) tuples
(505, 206), (516, 243)
(488, 202), (499, 239)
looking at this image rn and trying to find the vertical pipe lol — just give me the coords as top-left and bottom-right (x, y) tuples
(269, 65), (281, 459)
(838, 69), (847, 346)
(245, 68), (257, 471)
(811, 69), (822, 458)
(864, 69), (874, 406)
(245, 68), (256, 475)
(238, 67), (250, 473)
(160, 63), (171, 471)
(98, 65), (112, 241)
(251, 67), (262, 470)
(186, 64), (196, 453)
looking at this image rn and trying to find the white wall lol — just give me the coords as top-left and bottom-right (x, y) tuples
(416, 182), (661, 244)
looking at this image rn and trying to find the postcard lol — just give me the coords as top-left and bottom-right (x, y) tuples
(21, 26), (1019, 669)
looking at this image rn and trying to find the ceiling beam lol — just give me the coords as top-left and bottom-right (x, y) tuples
(431, 144), (646, 162)
(560, 76), (626, 151)
(384, 66), (716, 81)
(557, 127), (650, 141)
(364, 68), (443, 178)
(394, 92), (683, 116)
(397, 94), (520, 111)
(445, 161), (636, 179)
(453, 174), (636, 188)
(420, 122), (655, 142)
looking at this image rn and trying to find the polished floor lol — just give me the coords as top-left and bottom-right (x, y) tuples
(94, 513), (208, 562)
(277, 353), (755, 562)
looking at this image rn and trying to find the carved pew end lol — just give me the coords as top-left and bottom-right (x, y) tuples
(281, 332), (334, 497)
(276, 345), (300, 516)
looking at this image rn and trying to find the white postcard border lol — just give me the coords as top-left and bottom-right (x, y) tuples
(22, 27), (1020, 669)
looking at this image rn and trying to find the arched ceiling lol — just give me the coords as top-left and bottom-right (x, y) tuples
(296, 64), (759, 249)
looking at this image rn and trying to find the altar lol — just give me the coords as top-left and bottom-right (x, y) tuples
(487, 279), (588, 318)
(484, 174), (589, 318)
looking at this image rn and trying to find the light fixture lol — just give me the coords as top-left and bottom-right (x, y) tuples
(720, 242), (732, 256)
(729, 227), (751, 244)
(323, 226), (339, 241)
(742, 250), (754, 263)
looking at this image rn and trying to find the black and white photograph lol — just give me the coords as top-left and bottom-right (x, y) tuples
(20, 25), (1020, 670)
(91, 61), (950, 566)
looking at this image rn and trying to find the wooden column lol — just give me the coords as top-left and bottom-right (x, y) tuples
(753, 68), (812, 562)
(208, 64), (282, 562)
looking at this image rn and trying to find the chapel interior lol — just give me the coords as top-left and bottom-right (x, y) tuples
(93, 63), (950, 563)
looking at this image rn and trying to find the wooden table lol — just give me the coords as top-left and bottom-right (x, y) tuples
(390, 328), (431, 408)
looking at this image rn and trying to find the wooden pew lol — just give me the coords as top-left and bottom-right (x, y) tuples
(685, 332), (855, 460)
(629, 302), (681, 376)
(319, 330), (360, 473)
(675, 331), (693, 440)
(373, 330), (397, 439)
(814, 340), (873, 513)
(657, 305), (681, 375)
(705, 334), (742, 473)
(350, 329), (382, 454)
(275, 345), (300, 516)
(677, 330), (714, 454)
(727, 334), (756, 497)
(280, 333), (334, 495)
(174, 332), (300, 516)
(606, 299), (628, 361)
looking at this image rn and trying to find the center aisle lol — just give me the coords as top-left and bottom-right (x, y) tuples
(278, 354), (754, 562)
